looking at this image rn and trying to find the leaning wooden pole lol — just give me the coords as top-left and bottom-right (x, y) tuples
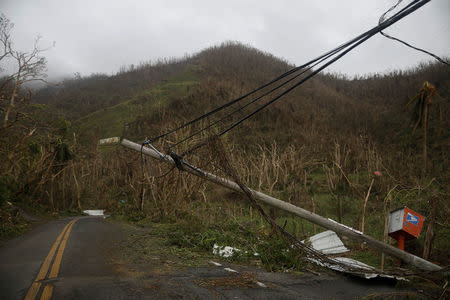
(121, 139), (441, 271)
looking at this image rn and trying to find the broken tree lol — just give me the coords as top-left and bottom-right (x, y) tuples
(121, 139), (441, 272)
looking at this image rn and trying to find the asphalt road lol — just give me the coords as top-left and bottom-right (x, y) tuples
(0, 216), (405, 300)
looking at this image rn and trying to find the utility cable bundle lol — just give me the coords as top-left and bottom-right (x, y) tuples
(143, 0), (443, 157)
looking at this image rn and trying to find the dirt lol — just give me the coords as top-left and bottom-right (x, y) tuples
(104, 220), (424, 300)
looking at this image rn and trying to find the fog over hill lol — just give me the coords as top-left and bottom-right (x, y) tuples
(2, 0), (449, 80)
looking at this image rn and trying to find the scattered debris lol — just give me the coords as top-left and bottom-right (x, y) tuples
(83, 210), (107, 218)
(212, 244), (259, 258)
(213, 244), (241, 258)
(207, 258), (268, 288)
(303, 230), (349, 254)
(256, 281), (267, 288)
(98, 137), (120, 145)
(308, 257), (406, 280)
(224, 267), (238, 273)
(209, 261), (222, 267)
(305, 230), (406, 281)
(209, 260), (222, 267)
(195, 272), (257, 288)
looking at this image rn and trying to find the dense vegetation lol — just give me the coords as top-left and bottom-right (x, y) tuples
(1, 41), (449, 277)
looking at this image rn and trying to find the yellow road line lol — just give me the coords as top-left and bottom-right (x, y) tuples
(40, 284), (54, 300)
(35, 220), (74, 281)
(24, 218), (78, 300)
(48, 219), (77, 278)
(24, 282), (42, 300)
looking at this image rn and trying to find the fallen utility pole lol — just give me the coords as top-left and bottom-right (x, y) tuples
(121, 139), (441, 271)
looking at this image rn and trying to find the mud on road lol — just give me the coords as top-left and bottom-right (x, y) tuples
(0, 217), (419, 299)
(106, 220), (411, 300)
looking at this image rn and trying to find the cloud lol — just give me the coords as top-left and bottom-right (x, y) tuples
(2, 0), (449, 79)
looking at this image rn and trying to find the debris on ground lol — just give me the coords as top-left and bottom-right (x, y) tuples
(209, 261), (222, 267)
(224, 267), (238, 273)
(212, 244), (259, 258)
(305, 230), (406, 281)
(83, 210), (108, 218)
(195, 272), (257, 288)
(256, 281), (267, 288)
(302, 230), (349, 255)
(212, 244), (241, 258)
(308, 256), (406, 280)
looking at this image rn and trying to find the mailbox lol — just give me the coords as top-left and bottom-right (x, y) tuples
(388, 206), (425, 250)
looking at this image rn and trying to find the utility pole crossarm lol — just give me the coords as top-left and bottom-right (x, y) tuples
(121, 139), (441, 271)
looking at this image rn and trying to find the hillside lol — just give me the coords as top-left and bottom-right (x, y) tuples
(34, 42), (449, 156)
(3, 42), (449, 274)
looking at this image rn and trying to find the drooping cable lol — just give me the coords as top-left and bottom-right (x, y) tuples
(182, 0), (431, 155)
(144, 2), (422, 145)
(168, 49), (340, 150)
(379, 0), (450, 66)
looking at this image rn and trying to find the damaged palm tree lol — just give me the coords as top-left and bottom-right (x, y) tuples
(405, 81), (441, 174)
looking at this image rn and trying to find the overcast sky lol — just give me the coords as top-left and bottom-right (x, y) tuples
(1, 0), (449, 80)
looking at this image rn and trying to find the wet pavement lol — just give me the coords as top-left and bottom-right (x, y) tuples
(0, 216), (407, 299)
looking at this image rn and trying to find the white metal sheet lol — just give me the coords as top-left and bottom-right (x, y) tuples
(388, 208), (404, 234)
(308, 256), (406, 280)
(305, 230), (349, 254)
(83, 209), (104, 216)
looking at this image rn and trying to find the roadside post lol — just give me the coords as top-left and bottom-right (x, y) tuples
(388, 207), (425, 250)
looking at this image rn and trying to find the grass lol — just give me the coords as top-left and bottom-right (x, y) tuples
(110, 208), (307, 273)
(74, 65), (200, 142)
(110, 221), (213, 271)
(0, 207), (29, 241)
(104, 163), (434, 272)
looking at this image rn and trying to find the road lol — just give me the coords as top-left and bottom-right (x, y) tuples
(0, 216), (406, 300)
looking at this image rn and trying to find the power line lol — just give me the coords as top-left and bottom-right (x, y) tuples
(144, 1), (411, 145)
(142, 0), (433, 157)
(379, 0), (450, 66)
(181, 0), (432, 155)
(168, 49), (339, 150)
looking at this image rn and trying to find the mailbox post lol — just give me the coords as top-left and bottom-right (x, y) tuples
(388, 207), (425, 250)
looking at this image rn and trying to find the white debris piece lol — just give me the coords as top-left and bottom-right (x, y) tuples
(304, 230), (349, 254)
(256, 281), (267, 288)
(83, 210), (104, 216)
(304, 230), (405, 281)
(308, 257), (406, 281)
(209, 261), (222, 267)
(98, 137), (120, 145)
(224, 267), (239, 273)
(213, 244), (241, 258)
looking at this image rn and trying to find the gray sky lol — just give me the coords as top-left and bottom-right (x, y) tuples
(1, 0), (449, 80)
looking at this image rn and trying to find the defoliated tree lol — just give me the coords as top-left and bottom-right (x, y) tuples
(0, 13), (49, 129)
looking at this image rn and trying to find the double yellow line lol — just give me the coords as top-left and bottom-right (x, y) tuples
(24, 218), (79, 300)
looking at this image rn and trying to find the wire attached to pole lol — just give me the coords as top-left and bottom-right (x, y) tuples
(379, 0), (449, 66)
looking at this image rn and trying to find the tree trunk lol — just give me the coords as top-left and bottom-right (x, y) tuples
(337, 196), (342, 223)
(422, 103), (428, 174)
(49, 179), (54, 210)
(423, 195), (437, 260)
(71, 163), (81, 210)
(381, 194), (391, 270)
(3, 77), (19, 128)
(140, 188), (145, 211)
(361, 178), (374, 234)
(311, 197), (316, 235)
